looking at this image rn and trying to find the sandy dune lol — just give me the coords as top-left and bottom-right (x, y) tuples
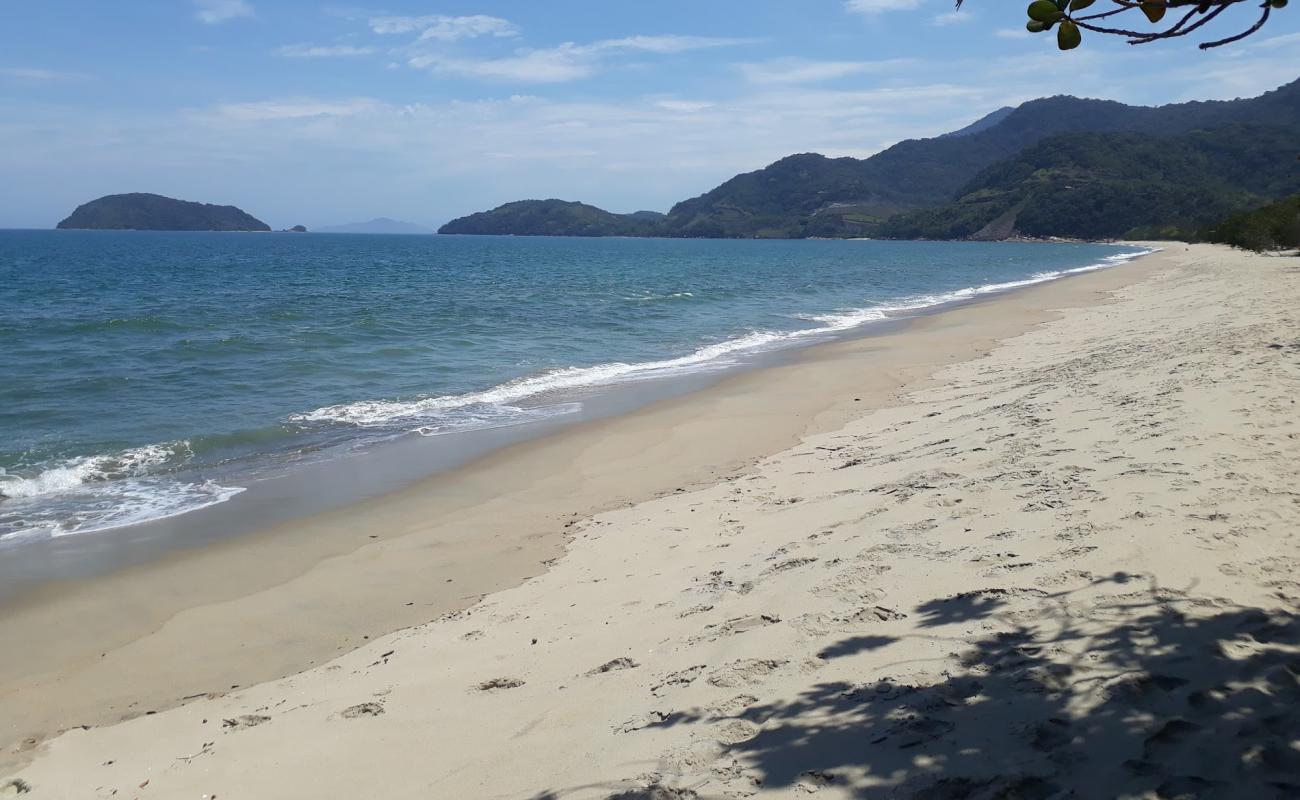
(4, 244), (1298, 799)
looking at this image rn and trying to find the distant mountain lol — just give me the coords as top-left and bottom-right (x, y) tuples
(881, 124), (1300, 241)
(315, 217), (434, 235)
(439, 200), (662, 237)
(659, 78), (1300, 238)
(439, 77), (1300, 241)
(56, 193), (270, 232)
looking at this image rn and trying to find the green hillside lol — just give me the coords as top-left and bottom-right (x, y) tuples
(658, 79), (1300, 239)
(880, 125), (1300, 241)
(1207, 195), (1300, 252)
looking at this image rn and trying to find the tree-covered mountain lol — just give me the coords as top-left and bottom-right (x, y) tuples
(659, 78), (1300, 239)
(879, 124), (1300, 241)
(56, 193), (270, 231)
(438, 200), (662, 237)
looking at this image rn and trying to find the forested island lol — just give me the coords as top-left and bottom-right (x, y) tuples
(56, 193), (270, 232)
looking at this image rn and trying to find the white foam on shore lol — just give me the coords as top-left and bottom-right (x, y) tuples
(0, 442), (245, 541)
(297, 248), (1154, 429)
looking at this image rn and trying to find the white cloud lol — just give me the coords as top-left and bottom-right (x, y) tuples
(844, 0), (923, 14)
(407, 35), (760, 84)
(738, 58), (912, 85)
(370, 14), (518, 41)
(995, 28), (1033, 39)
(194, 0), (253, 24)
(276, 44), (375, 58)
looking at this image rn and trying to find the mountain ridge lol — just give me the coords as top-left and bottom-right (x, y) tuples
(439, 77), (1300, 241)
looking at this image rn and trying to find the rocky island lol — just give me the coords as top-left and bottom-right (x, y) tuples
(56, 193), (271, 232)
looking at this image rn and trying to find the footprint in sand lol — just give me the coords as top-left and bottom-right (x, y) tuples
(586, 657), (640, 676)
(338, 701), (385, 719)
(650, 665), (706, 696)
(221, 714), (271, 732)
(707, 659), (787, 688)
(475, 677), (525, 692)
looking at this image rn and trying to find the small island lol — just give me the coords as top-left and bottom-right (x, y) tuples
(56, 193), (271, 232)
(439, 200), (664, 237)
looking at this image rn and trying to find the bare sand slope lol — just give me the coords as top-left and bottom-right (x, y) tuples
(5, 244), (1299, 799)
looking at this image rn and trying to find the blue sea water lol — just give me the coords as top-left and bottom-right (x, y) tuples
(0, 231), (1147, 542)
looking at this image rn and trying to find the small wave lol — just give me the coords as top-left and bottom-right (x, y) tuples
(413, 402), (583, 437)
(0, 440), (247, 540)
(623, 291), (695, 302)
(0, 441), (193, 500)
(295, 248), (1154, 430)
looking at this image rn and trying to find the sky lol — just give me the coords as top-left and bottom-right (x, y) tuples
(2, 1), (1298, 229)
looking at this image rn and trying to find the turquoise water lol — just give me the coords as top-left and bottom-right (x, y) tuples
(0, 231), (1145, 541)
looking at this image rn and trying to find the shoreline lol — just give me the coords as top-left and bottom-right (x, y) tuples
(0, 242), (1147, 594)
(0, 244), (1168, 769)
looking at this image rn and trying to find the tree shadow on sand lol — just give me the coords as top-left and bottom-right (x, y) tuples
(535, 573), (1300, 799)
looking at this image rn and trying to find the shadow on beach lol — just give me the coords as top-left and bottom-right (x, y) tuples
(534, 573), (1300, 799)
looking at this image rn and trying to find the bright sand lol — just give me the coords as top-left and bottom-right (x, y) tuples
(3, 244), (1298, 798)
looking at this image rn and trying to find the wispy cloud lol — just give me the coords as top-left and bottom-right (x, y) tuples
(370, 14), (518, 41)
(194, 0), (254, 24)
(412, 47), (597, 83)
(0, 67), (93, 81)
(655, 99), (716, 112)
(205, 98), (381, 122)
(843, 0), (923, 14)
(408, 35), (762, 84)
(932, 10), (973, 26)
(275, 43), (375, 58)
(738, 58), (912, 85)
(1237, 31), (1300, 51)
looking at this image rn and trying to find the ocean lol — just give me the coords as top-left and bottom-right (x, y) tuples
(0, 230), (1147, 545)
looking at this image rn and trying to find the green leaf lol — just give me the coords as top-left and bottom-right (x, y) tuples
(1026, 19), (1048, 32)
(1069, 0), (1096, 9)
(1140, 2), (1167, 23)
(1027, 0), (1064, 22)
(1057, 18), (1082, 49)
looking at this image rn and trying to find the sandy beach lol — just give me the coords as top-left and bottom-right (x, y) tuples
(3, 243), (1298, 798)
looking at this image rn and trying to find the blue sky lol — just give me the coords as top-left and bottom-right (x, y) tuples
(2, 1), (1297, 229)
